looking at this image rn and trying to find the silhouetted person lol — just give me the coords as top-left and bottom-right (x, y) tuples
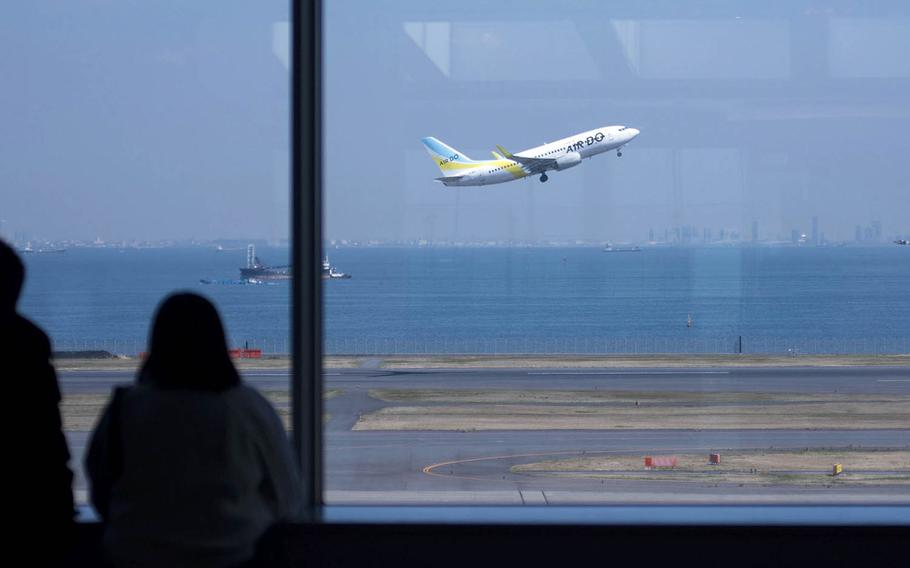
(86, 293), (302, 568)
(1, 241), (74, 562)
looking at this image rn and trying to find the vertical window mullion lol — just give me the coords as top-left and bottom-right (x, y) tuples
(292, 0), (324, 519)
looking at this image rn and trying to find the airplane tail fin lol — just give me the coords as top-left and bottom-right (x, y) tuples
(421, 137), (478, 175)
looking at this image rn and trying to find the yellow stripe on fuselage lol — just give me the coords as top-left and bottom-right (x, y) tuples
(482, 159), (527, 179)
(434, 157), (528, 180)
(432, 156), (483, 171)
(505, 162), (526, 179)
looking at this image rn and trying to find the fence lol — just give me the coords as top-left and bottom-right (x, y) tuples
(322, 336), (910, 356)
(51, 337), (292, 357)
(51, 336), (910, 357)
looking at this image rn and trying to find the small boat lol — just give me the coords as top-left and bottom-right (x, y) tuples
(322, 256), (352, 279)
(200, 278), (273, 286)
(687, 314), (694, 328)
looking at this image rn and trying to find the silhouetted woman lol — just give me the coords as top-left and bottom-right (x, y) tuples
(86, 293), (302, 568)
(1, 241), (74, 564)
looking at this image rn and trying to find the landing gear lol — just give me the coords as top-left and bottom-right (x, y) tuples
(539, 173), (548, 183)
(617, 148), (623, 157)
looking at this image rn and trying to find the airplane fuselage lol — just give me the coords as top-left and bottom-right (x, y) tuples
(427, 125), (639, 187)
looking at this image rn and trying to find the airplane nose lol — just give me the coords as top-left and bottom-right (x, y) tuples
(628, 128), (640, 138)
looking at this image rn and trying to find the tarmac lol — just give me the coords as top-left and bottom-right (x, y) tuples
(60, 365), (910, 505)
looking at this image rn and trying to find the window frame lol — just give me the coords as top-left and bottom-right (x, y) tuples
(291, 0), (324, 519)
(292, 0), (910, 526)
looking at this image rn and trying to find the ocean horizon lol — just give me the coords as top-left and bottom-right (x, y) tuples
(17, 245), (910, 356)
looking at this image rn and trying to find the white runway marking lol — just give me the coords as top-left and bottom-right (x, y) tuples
(877, 379), (910, 382)
(527, 371), (731, 376)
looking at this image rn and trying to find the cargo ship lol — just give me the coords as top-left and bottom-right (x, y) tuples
(20, 242), (66, 254)
(240, 244), (291, 280)
(238, 245), (350, 280)
(603, 242), (641, 253)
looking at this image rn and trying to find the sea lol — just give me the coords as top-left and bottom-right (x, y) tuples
(17, 245), (910, 356)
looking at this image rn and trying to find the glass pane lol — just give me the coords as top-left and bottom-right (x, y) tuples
(2, 2), (291, 512)
(323, 1), (910, 505)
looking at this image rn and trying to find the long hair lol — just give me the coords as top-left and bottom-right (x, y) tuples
(139, 293), (240, 391)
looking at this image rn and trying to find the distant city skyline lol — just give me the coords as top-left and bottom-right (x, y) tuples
(5, 214), (908, 250)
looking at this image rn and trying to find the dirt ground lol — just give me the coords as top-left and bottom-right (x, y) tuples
(371, 354), (910, 369)
(370, 388), (904, 405)
(60, 389), (340, 432)
(511, 450), (910, 486)
(355, 389), (910, 431)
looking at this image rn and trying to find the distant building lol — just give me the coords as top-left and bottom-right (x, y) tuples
(791, 229), (800, 244)
(752, 220), (759, 242)
(811, 216), (819, 247)
(872, 220), (882, 242)
(682, 226), (694, 244)
(855, 225), (863, 243)
(649, 228), (654, 242)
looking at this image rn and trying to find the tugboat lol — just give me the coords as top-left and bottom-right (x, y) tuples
(322, 256), (351, 279)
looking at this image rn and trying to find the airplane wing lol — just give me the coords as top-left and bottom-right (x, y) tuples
(495, 144), (555, 174)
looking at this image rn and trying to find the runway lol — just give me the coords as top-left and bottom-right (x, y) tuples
(61, 366), (910, 504)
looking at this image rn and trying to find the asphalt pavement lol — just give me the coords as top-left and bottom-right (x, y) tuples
(60, 366), (910, 504)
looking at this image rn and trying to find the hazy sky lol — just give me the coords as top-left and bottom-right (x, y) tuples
(4, 1), (910, 243)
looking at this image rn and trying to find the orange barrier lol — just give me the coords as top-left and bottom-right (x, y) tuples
(644, 456), (678, 469)
(229, 348), (262, 359)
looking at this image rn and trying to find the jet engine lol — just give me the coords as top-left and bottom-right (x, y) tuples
(555, 152), (582, 170)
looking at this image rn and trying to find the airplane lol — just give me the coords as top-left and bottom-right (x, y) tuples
(896, 239), (909, 245)
(422, 125), (640, 187)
